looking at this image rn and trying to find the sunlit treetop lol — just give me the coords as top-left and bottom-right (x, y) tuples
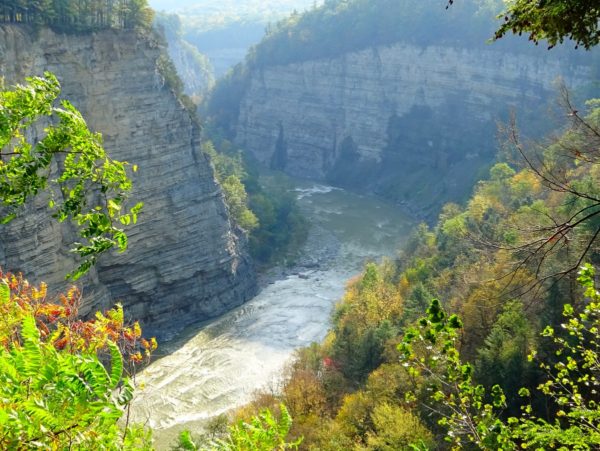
(448, 0), (600, 49)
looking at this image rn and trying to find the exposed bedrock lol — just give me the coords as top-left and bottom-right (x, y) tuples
(0, 25), (257, 339)
(235, 44), (596, 218)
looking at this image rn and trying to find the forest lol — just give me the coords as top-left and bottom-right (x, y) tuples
(0, 0), (154, 31)
(244, 0), (594, 69)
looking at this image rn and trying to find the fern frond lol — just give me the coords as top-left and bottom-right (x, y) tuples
(278, 404), (293, 438)
(0, 281), (9, 305)
(24, 400), (62, 430)
(79, 357), (110, 398)
(107, 341), (123, 389)
(21, 315), (42, 378)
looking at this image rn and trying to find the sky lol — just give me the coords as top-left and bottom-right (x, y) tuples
(148, 0), (317, 15)
(148, 0), (320, 33)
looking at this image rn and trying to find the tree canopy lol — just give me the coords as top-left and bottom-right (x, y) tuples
(449, 0), (600, 49)
(0, 0), (154, 32)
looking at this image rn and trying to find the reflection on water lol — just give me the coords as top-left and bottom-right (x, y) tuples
(129, 181), (414, 446)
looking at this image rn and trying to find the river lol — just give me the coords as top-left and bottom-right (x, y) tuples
(128, 179), (415, 447)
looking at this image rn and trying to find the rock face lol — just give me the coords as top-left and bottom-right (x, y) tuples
(164, 30), (214, 99)
(0, 25), (257, 339)
(235, 43), (596, 217)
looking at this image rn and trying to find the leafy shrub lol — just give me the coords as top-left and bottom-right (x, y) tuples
(0, 270), (155, 448)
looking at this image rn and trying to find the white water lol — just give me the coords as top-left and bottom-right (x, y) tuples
(129, 181), (414, 447)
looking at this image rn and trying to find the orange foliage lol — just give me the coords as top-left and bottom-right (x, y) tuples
(0, 269), (156, 368)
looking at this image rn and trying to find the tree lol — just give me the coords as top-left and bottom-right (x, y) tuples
(0, 0), (154, 31)
(399, 299), (510, 449)
(400, 264), (600, 449)
(448, 0), (600, 49)
(176, 404), (301, 451)
(0, 72), (142, 279)
(482, 96), (600, 298)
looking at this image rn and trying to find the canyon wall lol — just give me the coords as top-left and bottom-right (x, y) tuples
(163, 28), (214, 99)
(0, 25), (257, 338)
(235, 43), (597, 217)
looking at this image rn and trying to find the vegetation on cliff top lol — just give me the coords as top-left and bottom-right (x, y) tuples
(249, 0), (499, 68)
(0, 0), (154, 32)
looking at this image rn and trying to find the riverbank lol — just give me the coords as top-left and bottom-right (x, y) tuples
(257, 222), (341, 289)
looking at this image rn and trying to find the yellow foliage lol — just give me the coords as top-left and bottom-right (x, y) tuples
(282, 369), (327, 418)
(398, 274), (411, 298)
(510, 170), (542, 198)
(335, 391), (374, 442)
(334, 265), (404, 338)
(365, 403), (434, 450)
(364, 363), (412, 403)
(468, 192), (503, 221)
(232, 391), (280, 424)
(457, 258), (536, 359)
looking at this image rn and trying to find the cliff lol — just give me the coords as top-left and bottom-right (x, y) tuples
(0, 25), (257, 339)
(234, 43), (596, 217)
(165, 33), (214, 100)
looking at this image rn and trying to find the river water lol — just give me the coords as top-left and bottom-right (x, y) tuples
(129, 180), (414, 447)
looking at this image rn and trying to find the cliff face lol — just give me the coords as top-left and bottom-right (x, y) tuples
(164, 30), (214, 99)
(0, 25), (257, 338)
(235, 43), (595, 217)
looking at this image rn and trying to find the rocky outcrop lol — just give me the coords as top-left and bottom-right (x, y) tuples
(0, 25), (257, 339)
(235, 43), (596, 217)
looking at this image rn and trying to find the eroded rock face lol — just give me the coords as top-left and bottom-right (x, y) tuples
(0, 25), (257, 339)
(235, 43), (596, 217)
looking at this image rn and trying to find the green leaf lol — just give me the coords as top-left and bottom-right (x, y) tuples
(107, 341), (123, 390)
(1, 213), (17, 224)
(0, 281), (9, 305)
(20, 315), (42, 378)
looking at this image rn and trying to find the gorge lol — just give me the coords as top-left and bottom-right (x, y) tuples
(129, 179), (415, 447)
(1, 0), (600, 448)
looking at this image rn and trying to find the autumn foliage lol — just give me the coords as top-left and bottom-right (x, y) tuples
(0, 269), (156, 448)
(0, 269), (156, 364)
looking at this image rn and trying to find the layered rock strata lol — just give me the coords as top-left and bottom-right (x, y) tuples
(0, 25), (257, 338)
(235, 43), (596, 217)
